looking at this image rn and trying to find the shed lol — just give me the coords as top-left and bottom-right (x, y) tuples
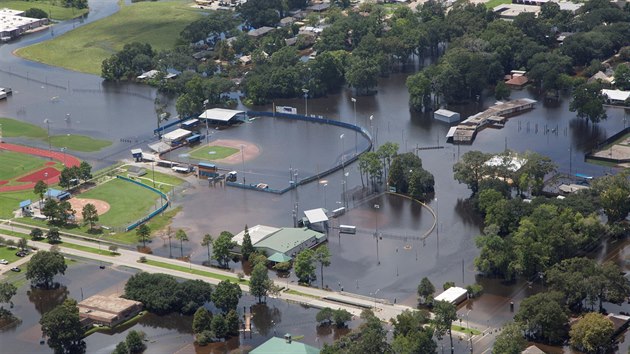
(304, 208), (328, 223)
(127, 166), (146, 177)
(181, 118), (199, 130)
(162, 128), (192, 145)
(251, 336), (320, 354)
(434, 286), (468, 305)
(434, 109), (460, 124)
(45, 188), (70, 201)
(19, 199), (31, 209)
(131, 148), (143, 161)
(199, 108), (247, 125)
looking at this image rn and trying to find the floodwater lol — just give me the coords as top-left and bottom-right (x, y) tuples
(2, 0), (630, 351)
(0, 258), (355, 353)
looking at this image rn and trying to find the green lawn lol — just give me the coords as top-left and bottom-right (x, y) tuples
(143, 258), (247, 284)
(189, 145), (239, 161)
(124, 167), (184, 193)
(0, 1), (88, 20)
(0, 151), (50, 181)
(79, 178), (159, 228)
(0, 117), (47, 138)
(50, 134), (112, 152)
(484, 0), (510, 8)
(60, 241), (118, 256)
(451, 325), (482, 336)
(111, 206), (181, 244)
(0, 246), (20, 264)
(16, 0), (203, 74)
(0, 187), (40, 219)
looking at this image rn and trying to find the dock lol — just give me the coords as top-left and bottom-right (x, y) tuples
(447, 98), (536, 144)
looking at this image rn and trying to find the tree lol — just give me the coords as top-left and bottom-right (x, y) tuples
(417, 277), (435, 304)
(17, 238), (28, 251)
(42, 198), (59, 222)
(40, 299), (86, 354)
(124, 272), (181, 314)
(569, 82), (607, 123)
(333, 309), (353, 328)
(201, 234), (213, 265)
(108, 245), (118, 254)
(250, 263), (270, 303)
(47, 227), (61, 243)
(175, 229), (189, 258)
(314, 245), (331, 289)
(176, 279), (213, 315)
(26, 250), (67, 288)
(433, 300), (457, 352)
(453, 151), (492, 195)
(34, 180), (48, 206)
(316, 307), (334, 325)
(212, 231), (236, 268)
(406, 72), (432, 111)
(78, 161), (92, 182)
(515, 291), (568, 344)
(211, 313), (228, 339)
(391, 310), (435, 354)
(409, 168), (435, 200)
(592, 173), (630, 224)
(225, 309), (240, 336)
(569, 312), (614, 354)
(211, 280), (242, 313)
(0, 282), (17, 309)
(294, 249), (316, 284)
(241, 225), (254, 260)
(81, 203), (98, 230)
(495, 81), (511, 100)
(193, 307), (213, 334)
(30, 227), (44, 240)
(493, 322), (526, 354)
(615, 64), (630, 90)
(136, 224), (150, 248)
(24, 7), (48, 19)
(112, 341), (128, 354)
(125, 330), (146, 354)
(388, 152), (423, 194)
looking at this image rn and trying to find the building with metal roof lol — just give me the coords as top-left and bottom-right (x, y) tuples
(252, 335), (320, 354)
(45, 188), (71, 201)
(233, 225), (281, 246)
(247, 26), (274, 38)
(198, 108), (246, 125)
(434, 286), (468, 305)
(434, 109), (460, 124)
(254, 227), (326, 258)
(162, 128), (192, 145)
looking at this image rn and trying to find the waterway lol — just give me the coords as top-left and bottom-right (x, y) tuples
(2, 0), (630, 351)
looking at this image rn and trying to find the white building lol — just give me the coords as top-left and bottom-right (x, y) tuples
(0, 8), (49, 42)
(434, 109), (461, 124)
(434, 286), (468, 305)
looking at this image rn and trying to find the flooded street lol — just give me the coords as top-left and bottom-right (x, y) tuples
(2, 0), (630, 351)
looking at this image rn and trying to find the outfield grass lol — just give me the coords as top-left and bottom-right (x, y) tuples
(484, 0), (510, 8)
(16, 1), (203, 74)
(111, 206), (181, 244)
(0, 1), (88, 20)
(0, 151), (50, 181)
(50, 134), (112, 152)
(0, 190), (39, 218)
(124, 167), (184, 193)
(0, 117), (47, 138)
(79, 178), (159, 228)
(189, 145), (239, 161)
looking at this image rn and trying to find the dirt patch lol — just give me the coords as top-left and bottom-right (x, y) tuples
(68, 198), (110, 220)
(16, 167), (60, 183)
(208, 139), (260, 165)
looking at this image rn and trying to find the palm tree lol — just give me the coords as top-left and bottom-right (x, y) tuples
(201, 234), (213, 265)
(175, 229), (189, 259)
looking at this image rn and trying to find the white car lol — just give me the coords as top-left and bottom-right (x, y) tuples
(0, 259), (8, 265)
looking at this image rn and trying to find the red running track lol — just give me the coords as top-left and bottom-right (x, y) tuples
(0, 142), (81, 192)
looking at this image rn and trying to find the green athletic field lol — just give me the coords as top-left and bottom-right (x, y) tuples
(189, 145), (239, 161)
(50, 134), (112, 152)
(0, 151), (49, 181)
(0, 117), (47, 139)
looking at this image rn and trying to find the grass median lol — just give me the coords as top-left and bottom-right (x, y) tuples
(142, 258), (247, 284)
(451, 325), (482, 336)
(16, 0), (203, 74)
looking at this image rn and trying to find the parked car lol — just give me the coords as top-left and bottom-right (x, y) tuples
(0, 259), (8, 265)
(10, 267), (20, 272)
(15, 251), (27, 257)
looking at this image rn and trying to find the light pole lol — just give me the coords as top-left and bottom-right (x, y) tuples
(369, 115), (374, 149)
(44, 119), (51, 154)
(240, 144), (245, 184)
(351, 97), (357, 154)
(61, 147), (66, 166)
(302, 88), (309, 117)
(374, 204), (380, 265)
(370, 288), (380, 309)
(323, 183), (328, 209)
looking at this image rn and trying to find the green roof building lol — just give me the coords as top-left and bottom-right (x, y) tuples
(254, 227), (327, 258)
(251, 335), (320, 354)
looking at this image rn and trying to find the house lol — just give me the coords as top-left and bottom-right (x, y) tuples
(493, 4), (540, 20)
(588, 71), (614, 85)
(308, 3), (331, 12)
(248, 26), (274, 38)
(279, 16), (295, 27)
(78, 295), (143, 327)
(434, 109), (461, 124)
(165, 68), (181, 79)
(505, 75), (529, 88)
(602, 89), (630, 104)
(252, 335), (320, 354)
(521, 345), (545, 354)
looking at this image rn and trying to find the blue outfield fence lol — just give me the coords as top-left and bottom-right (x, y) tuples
(115, 176), (170, 231)
(222, 111), (373, 194)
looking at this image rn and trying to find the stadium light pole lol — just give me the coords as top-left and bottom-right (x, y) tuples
(302, 88), (309, 117)
(351, 97), (357, 154)
(240, 144), (245, 184)
(374, 204), (380, 265)
(44, 119), (51, 154)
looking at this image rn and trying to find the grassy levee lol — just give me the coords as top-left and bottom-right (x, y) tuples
(16, 1), (204, 74)
(50, 134), (112, 152)
(0, 1), (88, 21)
(0, 117), (47, 138)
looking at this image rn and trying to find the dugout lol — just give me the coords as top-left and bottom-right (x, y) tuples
(198, 162), (218, 178)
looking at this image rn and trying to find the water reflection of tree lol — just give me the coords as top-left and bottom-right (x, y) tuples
(569, 118), (605, 152)
(316, 324), (351, 341)
(139, 313), (193, 334)
(27, 284), (68, 316)
(454, 198), (484, 228)
(251, 304), (281, 336)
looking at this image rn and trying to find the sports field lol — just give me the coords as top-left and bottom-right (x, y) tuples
(189, 145), (239, 161)
(50, 134), (112, 152)
(0, 151), (51, 181)
(79, 178), (159, 227)
(16, 1), (203, 74)
(0, 117), (47, 138)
